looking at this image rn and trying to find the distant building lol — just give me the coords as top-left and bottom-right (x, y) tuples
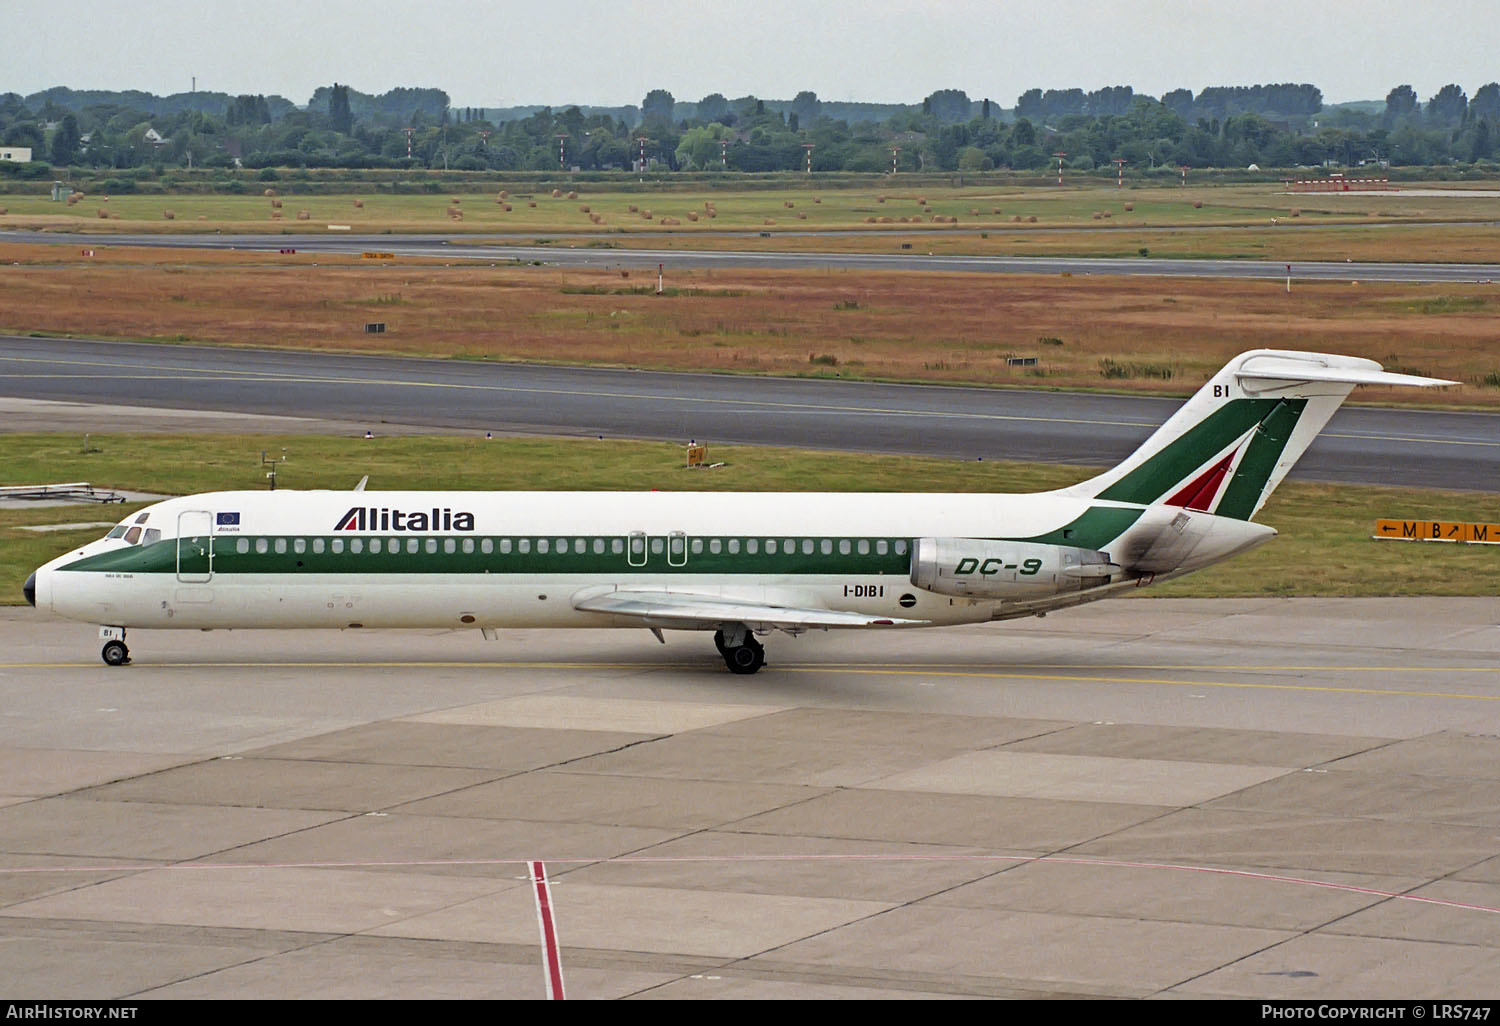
(0, 147), (32, 162)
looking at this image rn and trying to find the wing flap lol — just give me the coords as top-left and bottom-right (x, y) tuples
(572, 587), (925, 630)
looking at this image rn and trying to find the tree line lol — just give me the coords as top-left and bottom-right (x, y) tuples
(2, 80), (1497, 179)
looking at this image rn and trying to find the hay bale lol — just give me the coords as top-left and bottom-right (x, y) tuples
(580, 204), (590, 213)
(763, 218), (776, 225)
(271, 198), (282, 209)
(1026, 215), (1037, 222)
(353, 199), (364, 208)
(528, 200), (537, 207)
(499, 190), (509, 199)
(992, 207), (1001, 214)
(796, 211), (806, 219)
(813, 197), (821, 203)
(567, 191), (578, 199)
(877, 196), (886, 203)
(686, 211), (698, 221)
(551, 189), (562, 198)
(878, 216), (893, 223)
(450, 197), (461, 205)
(1102, 210), (1112, 218)
(270, 211), (282, 220)
(162, 210), (175, 220)
(917, 196), (928, 204)
(503, 204), (512, 212)
(97, 208), (108, 219)
(784, 200), (794, 208)
(263, 189), (276, 197)
(969, 208), (979, 215)
(641, 209), (652, 218)
(661, 216), (680, 225)
(197, 215), (206, 220)
(1011, 215), (1022, 222)
(1290, 209), (1301, 217)
(1092, 212), (1102, 220)
(1193, 200), (1203, 209)
(1123, 202), (1133, 211)
(864, 216), (876, 223)
(297, 210), (310, 220)
(628, 204), (638, 213)
(0, 207), (7, 215)
(706, 210), (716, 218)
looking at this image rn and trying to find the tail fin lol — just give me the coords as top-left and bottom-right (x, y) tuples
(1058, 350), (1453, 520)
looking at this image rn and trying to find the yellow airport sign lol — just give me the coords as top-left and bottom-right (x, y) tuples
(1375, 519), (1500, 544)
(361, 251), (395, 259)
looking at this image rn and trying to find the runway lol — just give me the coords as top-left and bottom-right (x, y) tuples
(3, 335), (1496, 492)
(4, 229), (1500, 282)
(2, 598), (1498, 998)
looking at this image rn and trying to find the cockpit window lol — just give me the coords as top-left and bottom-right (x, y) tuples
(107, 526), (128, 539)
(143, 528), (161, 545)
(135, 512), (150, 524)
(123, 526), (142, 545)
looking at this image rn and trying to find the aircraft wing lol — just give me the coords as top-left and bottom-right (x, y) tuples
(571, 587), (926, 631)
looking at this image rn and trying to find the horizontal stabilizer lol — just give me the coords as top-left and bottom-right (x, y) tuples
(1236, 355), (1455, 391)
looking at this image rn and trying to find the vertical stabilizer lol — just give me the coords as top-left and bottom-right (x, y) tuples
(1056, 350), (1453, 520)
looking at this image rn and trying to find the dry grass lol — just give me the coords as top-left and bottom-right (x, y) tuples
(0, 241), (1496, 403)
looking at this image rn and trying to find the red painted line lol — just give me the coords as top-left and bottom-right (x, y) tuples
(530, 860), (566, 1000)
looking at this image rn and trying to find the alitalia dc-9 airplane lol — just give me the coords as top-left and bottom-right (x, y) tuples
(25, 350), (1449, 674)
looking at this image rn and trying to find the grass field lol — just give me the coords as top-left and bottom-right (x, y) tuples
(2, 433), (1494, 606)
(2, 241), (1496, 403)
(3, 181), (1498, 260)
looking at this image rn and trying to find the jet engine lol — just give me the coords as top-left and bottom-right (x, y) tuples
(910, 538), (1120, 600)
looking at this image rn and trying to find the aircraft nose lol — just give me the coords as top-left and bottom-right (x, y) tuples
(23, 572), (36, 607)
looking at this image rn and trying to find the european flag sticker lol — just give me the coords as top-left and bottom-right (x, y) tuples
(216, 512), (240, 526)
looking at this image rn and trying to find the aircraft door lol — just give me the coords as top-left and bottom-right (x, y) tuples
(176, 510), (214, 583)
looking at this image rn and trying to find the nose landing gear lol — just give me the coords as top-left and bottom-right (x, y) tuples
(101, 640), (131, 666)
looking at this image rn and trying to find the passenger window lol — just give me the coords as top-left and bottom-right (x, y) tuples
(331, 538), (344, 554)
(747, 539), (758, 554)
(612, 538), (624, 555)
(370, 538), (383, 554)
(839, 539), (851, 555)
(766, 539), (777, 554)
(555, 539), (568, 554)
(575, 538), (586, 553)
(407, 538), (419, 554)
(255, 538), (269, 554)
(629, 536), (644, 555)
(237, 538), (249, 554)
(274, 538), (287, 555)
(877, 539), (889, 555)
(895, 540), (909, 555)
(294, 539), (306, 555)
(801, 539), (814, 555)
(820, 539), (832, 555)
(538, 539), (549, 554)
(709, 538), (722, 554)
(592, 538), (604, 554)
(313, 538), (325, 554)
(857, 539), (869, 555)
(480, 539), (492, 554)
(785, 538), (796, 553)
(350, 538), (363, 554)
(691, 539), (703, 554)
(519, 538), (531, 554)
(425, 539), (437, 554)
(461, 539), (473, 554)
(728, 539), (740, 554)
(650, 537), (663, 555)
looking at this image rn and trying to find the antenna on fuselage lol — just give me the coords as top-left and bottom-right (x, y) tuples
(354, 476), (368, 492)
(260, 449), (288, 491)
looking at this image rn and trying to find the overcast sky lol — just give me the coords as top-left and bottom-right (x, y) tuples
(5, 1), (1496, 108)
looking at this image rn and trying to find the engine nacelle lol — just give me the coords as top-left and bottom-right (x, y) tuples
(910, 537), (1120, 600)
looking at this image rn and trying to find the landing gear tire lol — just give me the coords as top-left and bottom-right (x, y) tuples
(101, 640), (131, 667)
(713, 630), (729, 655)
(722, 636), (765, 675)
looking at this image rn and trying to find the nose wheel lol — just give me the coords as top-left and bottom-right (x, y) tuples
(101, 639), (131, 666)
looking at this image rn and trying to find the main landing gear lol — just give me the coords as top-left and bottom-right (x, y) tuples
(713, 627), (765, 675)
